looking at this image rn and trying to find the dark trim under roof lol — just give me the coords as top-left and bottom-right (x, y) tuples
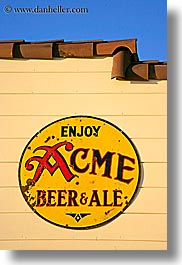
(0, 38), (167, 81)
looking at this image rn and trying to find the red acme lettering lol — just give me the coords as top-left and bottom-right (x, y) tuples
(25, 141), (135, 186)
(25, 141), (75, 185)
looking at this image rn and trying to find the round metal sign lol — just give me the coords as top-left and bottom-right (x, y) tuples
(19, 116), (141, 229)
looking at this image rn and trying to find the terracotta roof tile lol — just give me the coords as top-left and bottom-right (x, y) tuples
(56, 42), (93, 58)
(142, 60), (159, 64)
(0, 43), (14, 58)
(19, 43), (53, 59)
(0, 40), (24, 43)
(111, 50), (132, 80)
(126, 64), (149, 81)
(68, 40), (103, 43)
(149, 64), (167, 80)
(30, 39), (64, 44)
(96, 39), (137, 55)
(0, 38), (167, 80)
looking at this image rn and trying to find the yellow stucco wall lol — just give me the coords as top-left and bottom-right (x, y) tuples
(0, 57), (167, 250)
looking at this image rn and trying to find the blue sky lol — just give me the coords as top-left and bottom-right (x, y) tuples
(0, 0), (167, 61)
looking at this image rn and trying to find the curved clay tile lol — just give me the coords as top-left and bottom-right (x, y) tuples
(19, 43), (53, 59)
(0, 43), (14, 58)
(96, 39), (137, 55)
(111, 50), (132, 80)
(0, 38), (167, 81)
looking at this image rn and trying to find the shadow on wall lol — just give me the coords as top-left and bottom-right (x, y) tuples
(130, 80), (159, 85)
